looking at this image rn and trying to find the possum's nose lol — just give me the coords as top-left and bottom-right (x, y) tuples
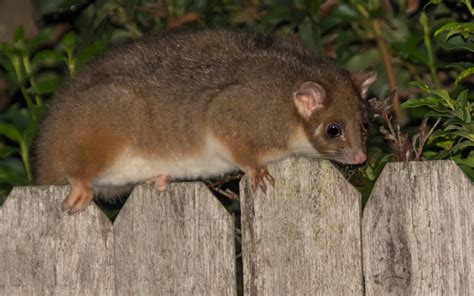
(352, 151), (366, 164)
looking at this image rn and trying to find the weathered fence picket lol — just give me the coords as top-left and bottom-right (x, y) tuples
(362, 161), (473, 296)
(114, 183), (236, 295)
(240, 158), (363, 295)
(0, 159), (472, 296)
(0, 186), (114, 295)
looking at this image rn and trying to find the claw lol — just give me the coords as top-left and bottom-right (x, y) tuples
(261, 169), (275, 186)
(258, 177), (268, 193)
(249, 167), (275, 194)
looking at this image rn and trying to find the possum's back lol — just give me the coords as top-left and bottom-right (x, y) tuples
(44, 31), (267, 123)
(41, 29), (327, 141)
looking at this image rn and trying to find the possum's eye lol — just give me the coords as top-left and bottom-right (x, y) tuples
(326, 123), (342, 138)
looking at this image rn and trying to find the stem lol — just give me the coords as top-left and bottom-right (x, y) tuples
(20, 141), (32, 182)
(20, 86), (36, 122)
(384, 114), (397, 140)
(22, 55), (43, 106)
(68, 53), (76, 76)
(420, 12), (439, 87)
(372, 19), (401, 121)
(415, 117), (441, 160)
(13, 55), (34, 111)
(13, 54), (37, 122)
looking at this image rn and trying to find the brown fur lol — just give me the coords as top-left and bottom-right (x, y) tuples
(33, 29), (375, 213)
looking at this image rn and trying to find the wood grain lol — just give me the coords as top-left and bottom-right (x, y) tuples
(240, 157), (363, 295)
(363, 161), (473, 295)
(113, 183), (236, 295)
(0, 186), (114, 295)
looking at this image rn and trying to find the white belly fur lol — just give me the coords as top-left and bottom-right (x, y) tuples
(93, 127), (317, 186)
(93, 134), (237, 186)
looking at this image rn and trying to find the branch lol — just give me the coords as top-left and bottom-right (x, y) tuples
(372, 19), (401, 122)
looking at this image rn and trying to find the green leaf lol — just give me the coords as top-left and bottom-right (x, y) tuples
(451, 141), (474, 154)
(345, 48), (381, 72)
(28, 72), (62, 95)
(0, 145), (19, 158)
(431, 89), (455, 110)
(425, 111), (452, 117)
(422, 151), (438, 159)
(434, 22), (474, 40)
(22, 124), (39, 148)
(29, 104), (46, 128)
(365, 165), (375, 180)
(365, 152), (391, 181)
(444, 124), (462, 131)
(392, 35), (426, 64)
(425, 132), (452, 156)
(461, 0), (474, 17)
(62, 32), (77, 54)
(75, 40), (108, 67)
(0, 42), (15, 58)
(14, 27), (25, 43)
(0, 123), (23, 144)
(382, 17), (411, 43)
(298, 17), (321, 50)
(445, 62), (474, 71)
(331, 3), (363, 21)
(31, 49), (66, 67)
(0, 159), (28, 185)
(401, 96), (440, 108)
(458, 164), (474, 181)
(461, 122), (474, 132)
(443, 117), (468, 127)
(435, 149), (452, 159)
(453, 155), (474, 168)
(25, 29), (53, 55)
(435, 34), (474, 52)
(91, 4), (111, 30)
(455, 67), (474, 84)
(0, 104), (32, 132)
(454, 89), (470, 122)
(455, 89), (469, 109)
(0, 55), (15, 76)
(451, 130), (474, 141)
(409, 81), (431, 92)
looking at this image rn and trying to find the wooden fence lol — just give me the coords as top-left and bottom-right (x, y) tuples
(0, 158), (472, 295)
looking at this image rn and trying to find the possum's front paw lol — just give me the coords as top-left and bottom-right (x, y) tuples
(62, 182), (94, 215)
(248, 168), (275, 193)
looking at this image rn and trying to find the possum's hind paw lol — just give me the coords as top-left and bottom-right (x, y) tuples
(248, 168), (275, 193)
(63, 181), (94, 215)
(146, 174), (172, 192)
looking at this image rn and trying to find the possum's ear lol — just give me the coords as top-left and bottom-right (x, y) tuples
(294, 81), (326, 119)
(351, 71), (377, 97)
